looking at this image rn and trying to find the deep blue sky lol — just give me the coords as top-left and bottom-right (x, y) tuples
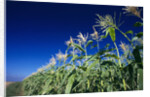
(6, 1), (143, 81)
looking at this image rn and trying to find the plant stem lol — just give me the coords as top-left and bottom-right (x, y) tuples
(97, 40), (99, 52)
(116, 28), (133, 45)
(84, 44), (88, 67)
(97, 39), (101, 70)
(84, 44), (88, 61)
(123, 78), (127, 91)
(73, 47), (75, 65)
(114, 42), (122, 68)
(113, 42), (127, 91)
(101, 80), (104, 92)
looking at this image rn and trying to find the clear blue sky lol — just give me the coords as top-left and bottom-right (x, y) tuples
(6, 1), (143, 81)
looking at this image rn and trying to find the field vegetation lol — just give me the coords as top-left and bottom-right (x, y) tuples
(12, 6), (143, 95)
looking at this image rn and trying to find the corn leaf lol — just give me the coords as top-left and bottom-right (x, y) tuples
(134, 22), (143, 27)
(102, 54), (119, 59)
(72, 43), (86, 53)
(65, 74), (76, 93)
(86, 60), (99, 73)
(137, 69), (143, 90)
(70, 55), (78, 63)
(86, 40), (93, 48)
(125, 30), (133, 35)
(59, 65), (75, 89)
(107, 27), (116, 42)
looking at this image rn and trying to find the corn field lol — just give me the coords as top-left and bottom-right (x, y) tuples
(22, 6), (143, 95)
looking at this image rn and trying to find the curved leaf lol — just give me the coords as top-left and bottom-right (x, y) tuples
(107, 27), (116, 42)
(58, 65), (75, 89)
(70, 55), (78, 63)
(91, 44), (97, 49)
(75, 55), (92, 60)
(65, 74), (76, 93)
(104, 43), (110, 48)
(86, 60), (99, 73)
(125, 30), (133, 35)
(136, 32), (143, 38)
(85, 48), (115, 63)
(134, 22), (143, 27)
(101, 61), (116, 66)
(102, 54), (119, 59)
(137, 69), (143, 90)
(86, 40), (93, 48)
(72, 43), (86, 53)
(101, 29), (109, 39)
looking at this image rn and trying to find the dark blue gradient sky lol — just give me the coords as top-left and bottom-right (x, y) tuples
(6, 1), (143, 81)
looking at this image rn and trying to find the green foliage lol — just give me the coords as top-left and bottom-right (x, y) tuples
(137, 69), (143, 90)
(21, 8), (143, 96)
(134, 22), (143, 27)
(125, 30), (133, 35)
(72, 43), (86, 53)
(107, 27), (116, 42)
(136, 32), (143, 38)
(65, 74), (76, 93)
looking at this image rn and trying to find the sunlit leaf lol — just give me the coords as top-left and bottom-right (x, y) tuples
(86, 40), (93, 48)
(86, 60), (99, 73)
(125, 30), (133, 35)
(107, 27), (116, 42)
(65, 74), (76, 93)
(102, 54), (119, 59)
(72, 43), (86, 53)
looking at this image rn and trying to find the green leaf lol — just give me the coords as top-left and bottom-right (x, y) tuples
(77, 66), (87, 71)
(134, 22), (143, 27)
(101, 29), (109, 39)
(86, 60), (99, 73)
(137, 69), (143, 90)
(101, 70), (109, 78)
(87, 80), (90, 89)
(67, 54), (73, 58)
(136, 32), (143, 38)
(102, 54), (119, 59)
(72, 43), (86, 53)
(42, 79), (53, 94)
(66, 44), (71, 52)
(85, 48), (115, 63)
(110, 69), (115, 77)
(86, 40), (93, 48)
(125, 30), (133, 35)
(58, 65), (75, 89)
(75, 55), (92, 60)
(101, 61), (116, 66)
(105, 43), (110, 48)
(133, 46), (142, 68)
(91, 44), (97, 49)
(70, 55), (78, 63)
(107, 27), (116, 42)
(107, 84), (113, 92)
(65, 74), (75, 94)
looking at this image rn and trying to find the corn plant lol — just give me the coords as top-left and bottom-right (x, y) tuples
(22, 6), (143, 95)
